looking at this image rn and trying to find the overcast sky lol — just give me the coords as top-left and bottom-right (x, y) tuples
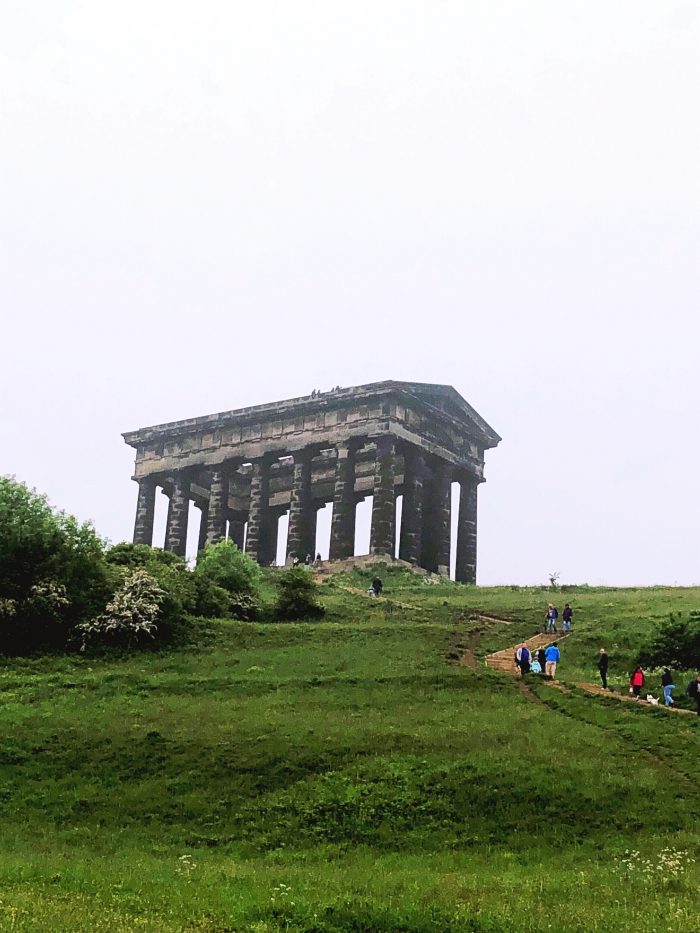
(1, 1), (698, 585)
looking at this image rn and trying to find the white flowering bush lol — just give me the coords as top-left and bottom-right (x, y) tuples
(76, 570), (164, 649)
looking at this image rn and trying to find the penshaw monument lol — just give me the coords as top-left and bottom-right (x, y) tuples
(123, 381), (500, 582)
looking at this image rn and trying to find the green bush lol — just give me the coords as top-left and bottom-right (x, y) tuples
(639, 611), (700, 670)
(194, 539), (260, 595)
(0, 476), (111, 652)
(275, 566), (325, 620)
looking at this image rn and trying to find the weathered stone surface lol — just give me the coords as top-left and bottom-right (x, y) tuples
(399, 446), (424, 565)
(329, 443), (358, 560)
(164, 474), (190, 556)
(245, 458), (273, 564)
(287, 448), (315, 561)
(125, 381), (499, 580)
(206, 469), (229, 546)
(133, 478), (156, 546)
(455, 476), (478, 584)
(370, 437), (396, 556)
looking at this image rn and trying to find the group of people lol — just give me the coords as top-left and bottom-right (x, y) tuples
(545, 603), (573, 633)
(626, 665), (700, 714)
(514, 642), (561, 679)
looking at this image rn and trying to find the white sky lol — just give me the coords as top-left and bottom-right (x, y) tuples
(1, 1), (698, 585)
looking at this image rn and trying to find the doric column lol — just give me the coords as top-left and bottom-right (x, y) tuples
(196, 504), (209, 553)
(370, 436), (396, 556)
(206, 468), (229, 546)
(245, 458), (272, 563)
(228, 516), (246, 550)
(455, 476), (478, 584)
(286, 447), (315, 561)
(399, 447), (425, 565)
(434, 461), (453, 576)
(164, 473), (191, 557)
(133, 477), (156, 546)
(329, 443), (357, 560)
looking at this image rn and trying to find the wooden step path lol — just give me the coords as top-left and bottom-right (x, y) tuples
(485, 633), (567, 675)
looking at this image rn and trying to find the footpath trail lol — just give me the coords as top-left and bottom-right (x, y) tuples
(484, 631), (695, 716)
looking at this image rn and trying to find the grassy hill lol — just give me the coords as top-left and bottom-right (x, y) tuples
(1, 565), (699, 932)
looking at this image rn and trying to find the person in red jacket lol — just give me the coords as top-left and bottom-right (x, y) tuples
(629, 666), (645, 699)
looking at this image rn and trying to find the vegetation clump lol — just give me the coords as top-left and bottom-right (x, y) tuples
(76, 569), (163, 649)
(639, 610), (700, 669)
(275, 566), (325, 620)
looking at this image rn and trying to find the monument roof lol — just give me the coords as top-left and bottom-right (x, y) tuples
(123, 380), (500, 449)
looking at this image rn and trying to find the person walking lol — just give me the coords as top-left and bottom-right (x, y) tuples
(562, 603), (573, 633)
(661, 669), (675, 707)
(515, 644), (531, 678)
(686, 675), (700, 715)
(545, 604), (558, 634)
(597, 649), (609, 690)
(629, 666), (645, 699)
(544, 642), (560, 679)
(537, 647), (547, 672)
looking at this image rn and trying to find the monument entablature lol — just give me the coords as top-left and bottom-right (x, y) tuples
(123, 380), (500, 582)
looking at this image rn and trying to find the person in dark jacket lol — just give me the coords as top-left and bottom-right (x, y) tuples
(371, 577), (383, 597)
(686, 675), (700, 715)
(598, 648), (609, 690)
(562, 604), (573, 633)
(537, 647), (546, 673)
(661, 669), (675, 707)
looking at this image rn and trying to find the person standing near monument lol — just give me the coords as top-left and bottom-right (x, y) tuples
(515, 644), (531, 678)
(597, 648), (609, 690)
(629, 666), (645, 699)
(545, 604), (558, 634)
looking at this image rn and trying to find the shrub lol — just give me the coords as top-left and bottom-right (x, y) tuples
(638, 611), (700, 670)
(77, 570), (164, 649)
(274, 566), (324, 620)
(194, 539), (260, 596)
(0, 476), (111, 652)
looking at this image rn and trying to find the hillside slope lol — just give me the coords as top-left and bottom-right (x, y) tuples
(1, 568), (699, 932)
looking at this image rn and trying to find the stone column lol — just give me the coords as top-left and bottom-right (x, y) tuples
(228, 517), (246, 550)
(197, 504), (209, 553)
(369, 436), (396, 556)
(434, 461), (453, 576)
(206, 468), (229, 546)
(329, 443), (357, 560)
(399, 448), (425, 565)
(245, 458), (272, 564)
(455, 476), (478, 584)
(287, 448), (315, 561)
(164, 473), (191, 557)
(133, 477), (156, 546)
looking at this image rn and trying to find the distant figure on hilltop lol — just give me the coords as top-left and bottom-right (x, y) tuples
(545, 604), (558, 634)
(562, 603), (573, 633)
(598, 648), (609, 690)
(369, 577), (383, 597)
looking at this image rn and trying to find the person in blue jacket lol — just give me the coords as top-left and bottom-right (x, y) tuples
(544, 642), (560, 679)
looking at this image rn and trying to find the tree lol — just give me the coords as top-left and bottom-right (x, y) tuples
(0, 476), (110, 651)
(638, 612), (700, 670)
(274, 566), (324, 620)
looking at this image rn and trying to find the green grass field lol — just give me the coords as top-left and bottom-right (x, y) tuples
(1, 565), (699, 932)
